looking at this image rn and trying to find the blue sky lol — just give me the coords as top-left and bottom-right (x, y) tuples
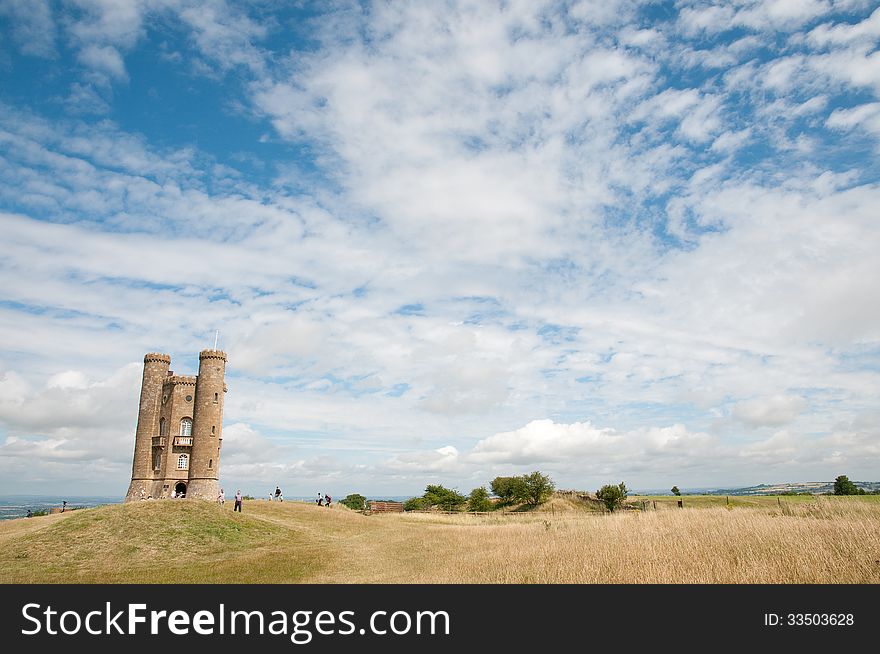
(1, 0), (879, 497)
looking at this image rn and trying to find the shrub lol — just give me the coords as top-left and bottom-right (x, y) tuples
(596, 482), (628, 512)
(522, 471), (555, 506)
(467, 486), (492, 512)
(490, 472), (555, 506)
(403, 496), (433, 511)
(833, 475), (865, 496)
(340, 494), (367, 510)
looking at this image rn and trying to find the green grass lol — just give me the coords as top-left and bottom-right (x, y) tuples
(0, 501), (318, 583)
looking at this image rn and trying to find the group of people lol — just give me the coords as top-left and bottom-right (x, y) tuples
(213, 487), (334, 512)
(216, 488), (242, 512)
(25, 500), (66, 518)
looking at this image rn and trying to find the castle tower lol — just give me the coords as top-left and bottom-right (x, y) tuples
(186, 349), (227, 500)
(124, 349), (227, 502)
(125, 353), (170, 501)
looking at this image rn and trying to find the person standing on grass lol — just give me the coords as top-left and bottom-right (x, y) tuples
(234, 490), (243, 512)
(275, 485), (281, 501)
(218, 488), (225, 505)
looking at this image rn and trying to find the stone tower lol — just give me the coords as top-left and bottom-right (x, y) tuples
(125, 349), (227, 502)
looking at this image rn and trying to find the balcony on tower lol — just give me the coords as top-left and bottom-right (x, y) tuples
(174, 436), (193, 447)
(152, 437), (166, 447)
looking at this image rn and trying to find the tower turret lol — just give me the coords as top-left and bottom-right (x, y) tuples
(187, 349), (227, 499)
(125, 353), (170, 501)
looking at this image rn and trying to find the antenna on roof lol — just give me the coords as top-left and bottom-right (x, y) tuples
(213, 330), (220, 350)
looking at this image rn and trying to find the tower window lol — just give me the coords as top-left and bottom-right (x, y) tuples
(154, 453), (161, 470)
(211, 425), (215, 435)
(177, 454), (189, 470)
(213, 392), (219, 403)
(159, 417), (167, 436)
(180, 418), (192, 436)
(208, 458), (213, 469)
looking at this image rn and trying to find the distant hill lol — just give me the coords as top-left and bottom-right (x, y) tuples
(701, 481), (880, 496)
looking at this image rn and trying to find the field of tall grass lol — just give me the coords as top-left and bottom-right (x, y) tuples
(1, 495), (877, 583)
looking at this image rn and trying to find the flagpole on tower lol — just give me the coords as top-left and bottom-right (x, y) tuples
(213, 329), (219, 350)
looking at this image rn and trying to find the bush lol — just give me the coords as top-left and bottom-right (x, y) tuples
(340, 494), (367, 510)
(596, 482), (628, 512)
(404, 485), (467, 511)
(424, 485), (467, 511)
(490, 476), (527, 505)
(403, 496), (433, 511)
(467, 486), (492, 512)
(833, 475), (865, 496)
(522, 471), (555, 506)
(490, 472), (555, 506)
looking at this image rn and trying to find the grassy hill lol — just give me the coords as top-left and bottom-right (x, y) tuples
(2, 494), (879, 583)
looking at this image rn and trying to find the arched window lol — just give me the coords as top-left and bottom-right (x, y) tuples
(154, 453), (161, 470)
(213, 392), (219, 403)
(159, 417), (167, 436)
(180, 418), (192, 436)
(177, 454), (189, 470)
(208, 458), (213, 469)
(211, 425), (215, 435)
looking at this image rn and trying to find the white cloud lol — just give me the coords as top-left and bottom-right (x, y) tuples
(0, 0), (56, 57)
(1, 1), (879, 494)
(732, 395), (808, 427)
(826, 102), (880, 136)
(76, 44), (127, 79)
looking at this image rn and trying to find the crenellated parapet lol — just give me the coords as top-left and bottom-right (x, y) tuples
(144, 353), (171, 364)
(163, 375), (197, 387)
(199, 349), (227, 362)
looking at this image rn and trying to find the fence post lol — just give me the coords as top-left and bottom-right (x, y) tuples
(677, 499), (683, 509)
(653, 501), (656, 510)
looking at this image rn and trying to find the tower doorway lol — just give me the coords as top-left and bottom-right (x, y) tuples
(174, 482), (187, 498)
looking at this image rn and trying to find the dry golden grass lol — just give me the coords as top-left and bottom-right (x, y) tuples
(1, 496), (877, 583)
(389, 498), (880, 583)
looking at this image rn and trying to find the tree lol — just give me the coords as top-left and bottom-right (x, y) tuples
(467, 486), (492, 512)
(339, 493), (367, 510)
(596, 482), (628, 512)
(671, 486), (681, 496)
(490, 476), (528, 505)
(522, 471), (555, 506)
(833, 475), (865, 496)
(403, 496), (433, 511)
(422, 484), (467, 511)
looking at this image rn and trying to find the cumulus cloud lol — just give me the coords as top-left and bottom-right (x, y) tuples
(1, 1), (879, 494)
(732, 395), (809, 428)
